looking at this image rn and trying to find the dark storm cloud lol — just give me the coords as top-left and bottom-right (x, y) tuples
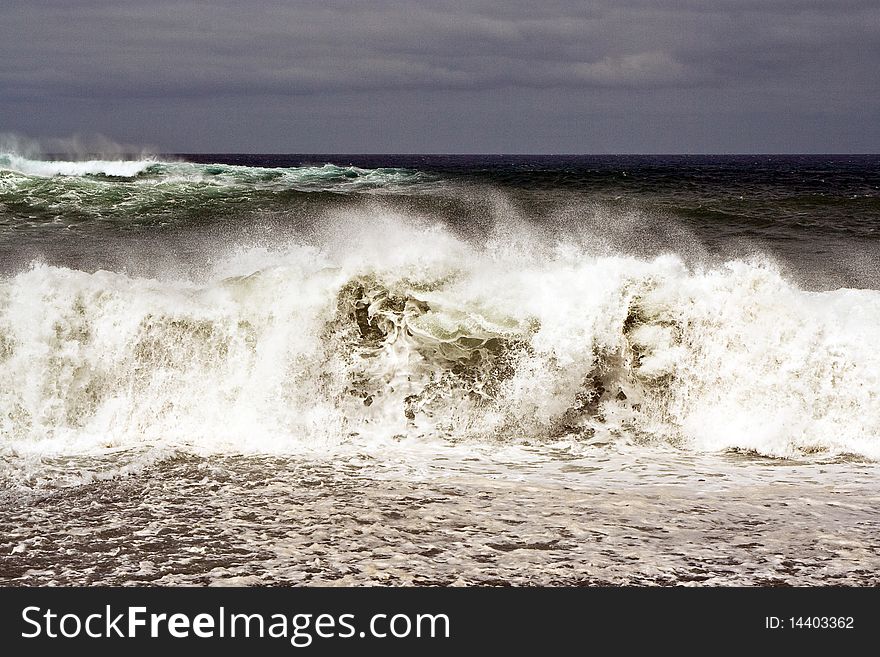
(3, 0), (877, 96)
(0, 1), (878, 151)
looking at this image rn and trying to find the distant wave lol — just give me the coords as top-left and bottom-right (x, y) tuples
(0, 153), (429, 189)
(2, 213), (878, 467)
(0, 154), (435, 231)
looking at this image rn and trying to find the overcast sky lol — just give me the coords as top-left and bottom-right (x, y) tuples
(1, 1), (878, 153)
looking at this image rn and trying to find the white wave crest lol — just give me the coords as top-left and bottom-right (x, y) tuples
(0, 153), (155, 178)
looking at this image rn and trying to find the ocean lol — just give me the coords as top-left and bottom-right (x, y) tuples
(1, 153), (878, 585)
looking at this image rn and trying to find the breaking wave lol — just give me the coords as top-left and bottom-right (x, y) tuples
(1, 213), (878, 467)
(0, 154), (156, 178)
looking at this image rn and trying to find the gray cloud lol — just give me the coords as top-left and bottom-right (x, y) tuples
(0, 1), (878, 151)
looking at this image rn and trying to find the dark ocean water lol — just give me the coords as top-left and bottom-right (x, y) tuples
(1, 152), (879, 585)
(2, 154), (878, 287)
